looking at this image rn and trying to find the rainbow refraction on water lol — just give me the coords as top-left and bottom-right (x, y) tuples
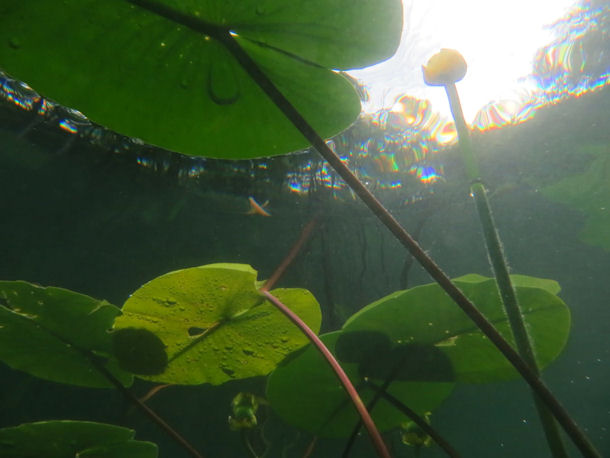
(472, 0), (609, 131)
(284, 94), (454, 200)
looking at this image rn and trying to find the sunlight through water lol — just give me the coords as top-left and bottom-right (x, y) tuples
(0, 0), (608, 203)
(349, 0), (609, 128)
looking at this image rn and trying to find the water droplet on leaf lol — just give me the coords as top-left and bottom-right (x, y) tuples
(207, 58), (240, 106)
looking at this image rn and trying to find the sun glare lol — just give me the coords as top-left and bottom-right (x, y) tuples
(349, 0), (576, 122)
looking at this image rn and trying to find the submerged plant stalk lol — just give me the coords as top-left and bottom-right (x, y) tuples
(365, 380), (461, 458)
(259, 289), (392, 458)
(89, 355), (205, 458)
(444, 80), (571, 458)
(472, 180), (570, 458)
(343, 375), (460, 458)
(215, 32), (600, 457)
(263, 216), (319, 291)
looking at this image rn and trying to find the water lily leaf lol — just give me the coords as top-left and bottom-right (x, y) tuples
(0, 281), (132, 388)
(342, 275), (571, 383)
(0, 0), (402, 159)
(455, 273), (561, 295)
(266, 331), (454, 438)
(0, 421), (157, 458)
(113, 263), (321, 385)
(542, 146), (610, 251)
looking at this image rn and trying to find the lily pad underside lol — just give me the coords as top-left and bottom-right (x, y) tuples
(342, 274), (571, 383)
(0, 0), (403, 159)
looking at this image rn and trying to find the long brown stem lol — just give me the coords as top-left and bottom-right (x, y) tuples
(365, 380), (460, 458)
(343, 368), (459, 458)
(262, 216), (319, 292)
(34, 315), (204, 457)
(260, 289), (392, 458)
(90, 357), (204, 458)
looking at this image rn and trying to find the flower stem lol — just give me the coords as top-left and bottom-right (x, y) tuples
(263, 216), (319, 291)
(444, 84), (479, 181)
(444, 82), (572, 458)
(471, 180), (570, 458)
(260, 289), (392, 458)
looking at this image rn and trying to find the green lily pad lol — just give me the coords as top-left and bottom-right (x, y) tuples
(542, 146), (610, 251)
(0, 281), (133, 388)
(455, 273), (561, 296)
(0, 421), (157, 458)
(342, 275), (571, 383)
(0, 0), (402, 158)
(113, 263), (321, 385)
(266, 331), (454, 438)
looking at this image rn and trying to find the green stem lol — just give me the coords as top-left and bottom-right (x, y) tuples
(471, 181), (569, 458)
(444, 84), (479, 181)
(259, 289), (392, 458)
(444, 83), (571, 458)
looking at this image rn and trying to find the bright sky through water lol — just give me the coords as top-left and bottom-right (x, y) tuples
(349, 0), (576, 122)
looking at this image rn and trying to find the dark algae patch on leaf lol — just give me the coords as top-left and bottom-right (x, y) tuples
(0, 0), (402, 158)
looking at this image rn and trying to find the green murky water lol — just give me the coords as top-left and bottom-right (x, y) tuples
(0, 2), (608, 457)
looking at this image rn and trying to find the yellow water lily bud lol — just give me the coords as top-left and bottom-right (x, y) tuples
(422, 48), (467, 86)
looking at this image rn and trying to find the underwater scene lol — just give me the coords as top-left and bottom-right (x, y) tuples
(0, 0), (608, 457)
